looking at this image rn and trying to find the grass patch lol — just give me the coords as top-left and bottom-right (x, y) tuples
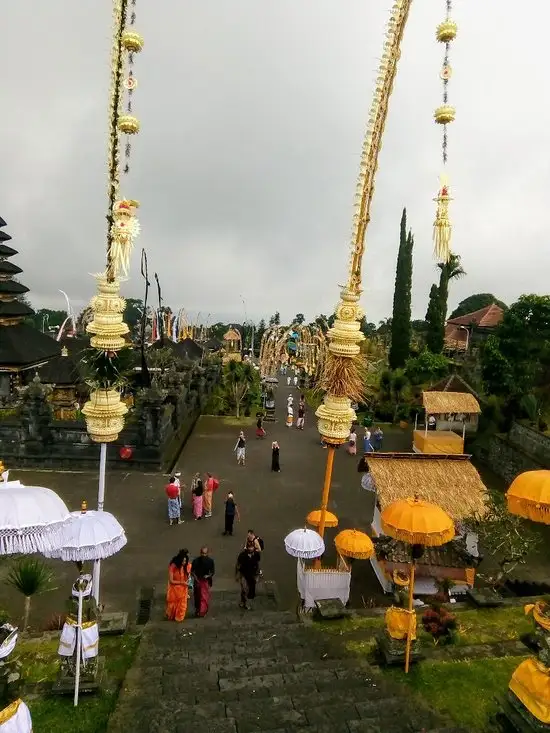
(314, 604), (532, 647)
(383, 656), (525, 731)
(14, 633), (140, 733)
(206, 415), (257, 427)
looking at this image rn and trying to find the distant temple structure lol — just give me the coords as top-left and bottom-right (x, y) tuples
(222, 326), (242, 363)
(0, 216), (60, 400)
(444, 303), (504, 352)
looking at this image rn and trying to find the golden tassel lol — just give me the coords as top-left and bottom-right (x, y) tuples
(433, 181), (452, 263)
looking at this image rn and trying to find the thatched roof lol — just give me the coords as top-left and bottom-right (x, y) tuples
(422, 391), (481, 415)
(366, 453), (488, 520)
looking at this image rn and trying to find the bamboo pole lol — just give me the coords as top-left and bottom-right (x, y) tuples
(314, 446), (336, 568)
(404, 561), (416, 673)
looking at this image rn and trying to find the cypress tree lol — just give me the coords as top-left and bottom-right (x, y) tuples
(426, 283), (445, 353)
(389, 209), (413, 369)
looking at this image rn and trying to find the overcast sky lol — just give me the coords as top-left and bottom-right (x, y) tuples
(2, 1), (550, 326)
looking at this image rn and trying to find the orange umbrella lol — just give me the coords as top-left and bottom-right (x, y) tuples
(380, 496), (455, 673)
(334, 529), (374, 560)
(381, 497), (455, 547)
(306, 509), (338, 529)
(507, 470), (550, 525)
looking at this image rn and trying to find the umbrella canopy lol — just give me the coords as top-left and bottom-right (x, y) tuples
(44, 506), (127, 562)
(306, 509), (338, 529)
(507, 470), (550, 525)
(334, 529), (374, 560)
(381, 497), (455, 547)
(0, 482), (70, 555)
(284, 528), (325, 559)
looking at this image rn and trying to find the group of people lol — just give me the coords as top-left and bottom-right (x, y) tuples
(286, 393), (306, 430)
(165, 472), (219, 524)
(166, 529), (265, 620)
(346, 425), (384, 456)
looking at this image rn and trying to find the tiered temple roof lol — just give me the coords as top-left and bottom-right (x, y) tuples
(0, 215), (61, 371)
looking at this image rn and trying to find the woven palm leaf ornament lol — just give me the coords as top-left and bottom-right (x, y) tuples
(109, 0), (143, 279)
(433, 0), (457, 264)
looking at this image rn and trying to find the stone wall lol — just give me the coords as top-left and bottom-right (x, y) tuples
(0, 362), (221, 473)
(477, 421), (550, 485)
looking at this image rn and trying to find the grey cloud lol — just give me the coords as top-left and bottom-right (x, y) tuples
(2, 1), (549, 325)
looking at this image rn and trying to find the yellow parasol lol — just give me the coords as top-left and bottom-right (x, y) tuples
(306, 509), (339, 529)
(381, 497), (455, 546)
(507, 470), (550, 525)
(334, 529), (374, 560)
(380, 496), (455, 673)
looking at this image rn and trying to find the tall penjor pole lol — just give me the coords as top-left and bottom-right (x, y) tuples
(314, 1), (413, 552)
(432, 0), (457, 263)
(82, 0), (144, 606)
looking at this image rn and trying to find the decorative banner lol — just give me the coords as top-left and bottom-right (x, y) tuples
(433, 0), (457, 263)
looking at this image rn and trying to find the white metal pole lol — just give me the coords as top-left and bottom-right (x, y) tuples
(73, 587), (83, 707)
(93, 442), (107, 606)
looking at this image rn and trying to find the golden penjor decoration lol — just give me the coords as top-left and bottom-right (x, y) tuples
(83, 0), (144, 443)
(433, 0), (457, 263)
(259, 323), (327, 380)
(314, 0), (413, 541)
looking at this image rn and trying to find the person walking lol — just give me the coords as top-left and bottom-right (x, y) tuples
(165, 548), (191, 622)
(347, 428), (357, 456)
(165, 476), (182, 526)
(286, 404), (294, 428)
(236, 545), (260, 610)
(363, 428), (373, 453)
(286, 375), (291, 386)
(293, 374), (298, 387)
(271, 440), (280, 472)
(296, 402), (305, 430)
(256, 414), (266, 439)
(204, 472), (218, 518)
(223, 492), (240, 536)
(234, 431), (246, 466)
(191, 473), (204, 520)
(191, 546), (215, 618)
(373, 426), (384, 451)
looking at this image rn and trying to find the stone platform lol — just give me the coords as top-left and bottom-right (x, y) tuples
(107, 584), (466, 733)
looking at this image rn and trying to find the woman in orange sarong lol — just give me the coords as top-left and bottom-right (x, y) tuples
(166, 548), (191, 622)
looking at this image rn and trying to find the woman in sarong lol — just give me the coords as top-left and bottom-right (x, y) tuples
(203, 472), (217, 518)
(192, 546), (215, 617)
(286, 405), (294, 427)
(192, 473), (204, 520)
(166, 548), (191, 622)
(347, 429), (357, 455)
(256, 415), (266, 439)
(271, 441), (280, 472)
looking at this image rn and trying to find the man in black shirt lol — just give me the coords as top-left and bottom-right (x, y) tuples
(235, 546), (259, 610)
(191, 546), (215, 617)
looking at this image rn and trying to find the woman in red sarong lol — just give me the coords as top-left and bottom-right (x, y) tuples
(166, 549), (191, 622)
(191, 546), (215, 617)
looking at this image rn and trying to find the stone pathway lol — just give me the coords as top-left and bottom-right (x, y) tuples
(107, 584), (466, 733)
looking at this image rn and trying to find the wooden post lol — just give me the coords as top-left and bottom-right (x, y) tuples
(314, 445), (336, 568)
(404, 561), (415, 673)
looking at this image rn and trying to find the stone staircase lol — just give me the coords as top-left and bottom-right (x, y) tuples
(107, 585), (467, 733)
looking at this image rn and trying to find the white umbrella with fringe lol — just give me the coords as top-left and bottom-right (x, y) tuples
(284, 528), (325, 559)
(0, 479), (70, 556)
(43, 501), (127, 562)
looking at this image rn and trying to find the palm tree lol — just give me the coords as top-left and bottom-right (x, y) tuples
(6, 557), (54, 630)
(438, 252), (466, 320)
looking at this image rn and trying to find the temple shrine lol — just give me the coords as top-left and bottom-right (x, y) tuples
(0, 216), (60, 400)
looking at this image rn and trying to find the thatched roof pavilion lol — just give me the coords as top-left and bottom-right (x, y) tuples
(422, 391), (481, 415)
(366, 453), (488, 521)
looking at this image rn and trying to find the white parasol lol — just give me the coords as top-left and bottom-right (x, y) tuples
(284, 528), (325, 559)
(43, 503), (127, 562)
(0, 481), (70, 555)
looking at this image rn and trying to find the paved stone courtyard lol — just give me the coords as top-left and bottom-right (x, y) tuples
(107, 586), (465, 733)
(2, 387), (411, 621)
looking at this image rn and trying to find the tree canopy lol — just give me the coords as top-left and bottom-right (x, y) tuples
(449, 293), (507, 320)
(389, 209), (413, 369)
(481, 294), (550, 413)
(425, 284), (444, 354)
